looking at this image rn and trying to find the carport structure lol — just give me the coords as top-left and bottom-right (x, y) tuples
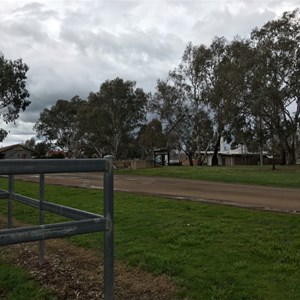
(154, 148), (170, 166)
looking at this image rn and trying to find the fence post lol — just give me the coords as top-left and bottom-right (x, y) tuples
(39, 173), (45, 266)
(104, 157), (114, 299)
(8, 175), (14, 228)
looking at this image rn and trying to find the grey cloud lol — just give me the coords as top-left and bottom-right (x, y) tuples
(0, 0), (298, 146)
(13, 2), (58, 19)
(58, 0), (184, 64)
(57, 20), (185, 93)
(8, 21), (48, 43)
(0, 3), (59, 50)
(9, 121), (35, 136)
(13, 2), (44, 12)
(192, 8), (276, 44)
(0, 118), (36, 144)
(59, 25), (184, 64)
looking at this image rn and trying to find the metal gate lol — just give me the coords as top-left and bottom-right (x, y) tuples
(0, 158), (114, 299)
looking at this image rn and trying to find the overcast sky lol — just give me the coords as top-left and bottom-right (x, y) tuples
(0, 0), (299, 146)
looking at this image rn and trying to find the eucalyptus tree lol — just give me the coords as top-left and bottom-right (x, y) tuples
(137, 119), (166, 159)
(154, 9), (300, 166)
(201, 37), (258, 165)
(34, 142), (50, 158)
(0, 52), (30, 141)
(152, 43), (213, 165)
(250, 9), (300, 165)
(206, 10), (300, 165)
(24, 137), (35, 150)
(34, 96), (85, 158)
(79, 78), (148, 159)
(204, 37), (230, 165)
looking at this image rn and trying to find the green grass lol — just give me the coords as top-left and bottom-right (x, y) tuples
(116, 165), (300, 188)
(1, 179), (300, 299)
(0, 248), (54, 300)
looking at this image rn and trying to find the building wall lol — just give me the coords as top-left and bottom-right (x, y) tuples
(130, 160), (154, 169)
(221, 154), (271, 166)
(0, 148), (32, 159)
(198, 153), (213, 166)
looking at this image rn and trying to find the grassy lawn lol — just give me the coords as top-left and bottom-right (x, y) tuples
(1, 179), (300, 299)
(116, 165), (300, 188)
(0, 247), (54, 300)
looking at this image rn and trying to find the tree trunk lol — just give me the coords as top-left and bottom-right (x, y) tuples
(212, 134), (221, 166)
(200, 152), (208, 166)
(94, 146), (103, 158)
(259, 147), (263, 166)
(188, 154), (194, 166)
(280, 147), (286, 165)
(271, 135), (276, 170)
(201, 140), (213, 166)
(281, 139), (296, 165)
(286, 145), (296, 165)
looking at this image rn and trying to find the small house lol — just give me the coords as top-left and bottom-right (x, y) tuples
(0, 144), (33, 159)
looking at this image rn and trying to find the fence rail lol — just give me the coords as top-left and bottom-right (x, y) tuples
(0, 158), (114, 300)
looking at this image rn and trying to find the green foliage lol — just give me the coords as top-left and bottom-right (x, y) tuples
(152, 44), (214, 165)
(250, 9), (300, 165)
(0, 52), (30, 141)
(32, 10), (300, 163)
(152, 9), (300, 165)
(1, 179), (300, 299)
(79, 77), (148, 159)
(34, 96), (85, 158)
(23, 137), (36, 150)
(137, 119), (166, 159)
(34, 141), (51, 158)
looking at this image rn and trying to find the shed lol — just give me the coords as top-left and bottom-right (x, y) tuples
(0, 144), (34, 159)
(153, 148), (170, 166)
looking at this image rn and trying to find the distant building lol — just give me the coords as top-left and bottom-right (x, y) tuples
(46, 149), (66, 158)
(0, 144), (33, 159)
(198, 145), (270, 166)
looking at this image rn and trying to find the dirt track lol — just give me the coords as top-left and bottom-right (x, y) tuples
(17, 173), (300, 213)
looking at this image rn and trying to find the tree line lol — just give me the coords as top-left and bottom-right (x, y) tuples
(22, 10), (300, 164)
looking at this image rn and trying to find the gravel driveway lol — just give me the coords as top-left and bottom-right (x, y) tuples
(16, 173), (300, 214)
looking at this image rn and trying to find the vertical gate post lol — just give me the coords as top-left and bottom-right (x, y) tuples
(104, 157), (114, 299)
(8, 175), (14, 228)
(39, 173), (45, 266)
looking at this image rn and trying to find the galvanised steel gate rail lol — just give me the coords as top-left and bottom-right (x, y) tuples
(0, 159), (114, 300)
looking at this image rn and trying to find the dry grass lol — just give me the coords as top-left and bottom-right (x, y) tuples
(1, 218), (178, 300)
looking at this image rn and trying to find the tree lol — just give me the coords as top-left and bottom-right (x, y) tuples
(34, 96), (85, 158)
(34, 141), (50, 158)
(152, 43), (214, 165)
(249, 9), (300, 165)
(23, 137), (35, 150)
(79, 78), (148, 159)
(23, 138), (50, 158)
(205, 37), (255, 165)
(153, 10), (300, 166)
(0, 52), (30, 140)
(137, 119), (166, 159)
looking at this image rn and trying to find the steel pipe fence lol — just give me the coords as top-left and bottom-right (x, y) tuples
(0, 159), (114, 300)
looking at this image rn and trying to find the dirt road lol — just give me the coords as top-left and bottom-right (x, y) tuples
(16, 173), (300, 213)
